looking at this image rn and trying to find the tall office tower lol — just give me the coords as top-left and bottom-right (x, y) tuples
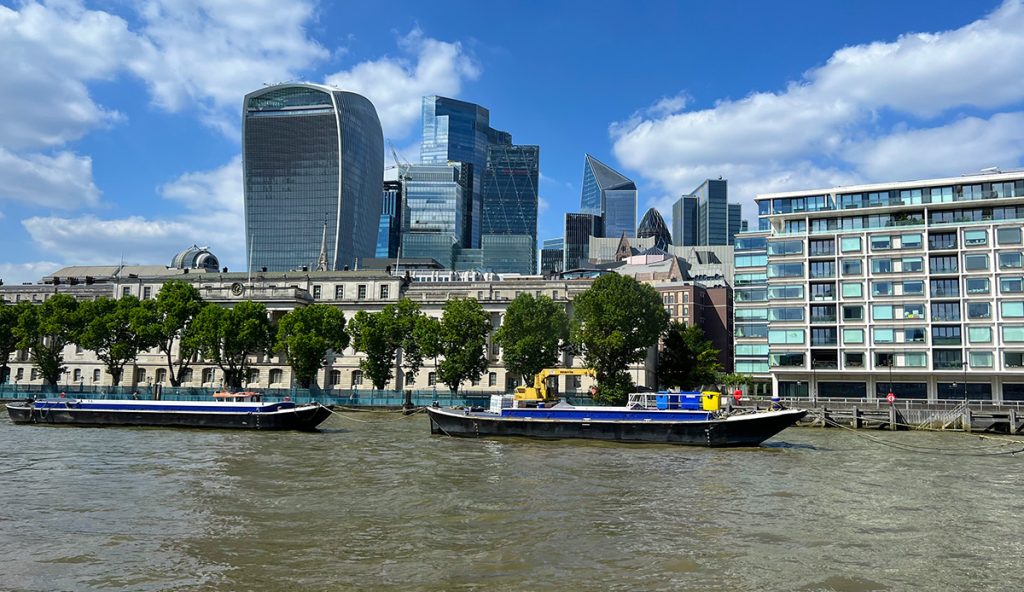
(733, 171), (1024, 402)
(540, 237), (564, 275)
(482, 141), (540, 274)
(376, 178), (404, 258)
(671, 178), (743, 246)
(421, 96), (496, 248)
(564, 213), (603, 270)
(243, 83), (383, 272)
(399, 163), (469, 269)
(580, 154), (636, 239)
(637, 208), (672, 250)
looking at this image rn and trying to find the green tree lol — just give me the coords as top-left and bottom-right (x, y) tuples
(0, 302), (19, 384)
(435, 298), (491, 395)
(657, 322), (722, 390)
(570, 274), (669, 404)
(347, 298), (429, 391)
(191, 301), (274, 389)
(132, 280), (204, 386)
(276, 303), (349, 388)
(347, 309), (395, 390)
(78, 296), (156, 386)
(494, 293), (568, 384)
(413, 314), (442, 386)
(14, 294), (85, 388)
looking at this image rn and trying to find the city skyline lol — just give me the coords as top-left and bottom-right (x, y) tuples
(0, 0), (1020, 283)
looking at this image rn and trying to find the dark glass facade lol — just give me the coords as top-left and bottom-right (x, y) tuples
(580, 154), (636, 239)
(421, 96), (495, 248)
(482, 142), (539, 273)
(564, 213), (603, 270)
(243, 83), (383, 272)
(637, 208), (672, 249)
(540, 237), (564, 275)
(672, 179), (743, 246)
(375, 180), (403, 258)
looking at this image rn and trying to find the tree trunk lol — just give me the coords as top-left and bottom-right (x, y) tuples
(166, 347), (181, 387)
(110, 367), (122, 387)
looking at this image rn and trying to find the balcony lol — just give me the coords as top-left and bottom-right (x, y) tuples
(810, 315), (837, 324)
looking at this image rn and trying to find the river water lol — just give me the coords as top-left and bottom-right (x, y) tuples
(1, 406), (1022, 592)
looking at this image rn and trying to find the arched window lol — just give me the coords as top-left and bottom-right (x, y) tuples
(352, 370), (363, 387)
(73, 369), (82, 382)
(136, 368), (147, 383)
(156, 369), (167, 384)
(92, 369), (101, 383)
(269, 369), (283, 385)
(247, 368), (260, 384)
(182, 368), (194, 384)
(329, 370), (341, 386)
(202, 368), (215, 383)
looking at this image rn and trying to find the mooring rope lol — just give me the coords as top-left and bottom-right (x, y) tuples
(323, 406), (426, 424)
(814, 413), (1024, 456)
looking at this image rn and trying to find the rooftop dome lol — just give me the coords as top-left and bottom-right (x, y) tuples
(171, 245), (220, 272)
(637, 208), (672, 250)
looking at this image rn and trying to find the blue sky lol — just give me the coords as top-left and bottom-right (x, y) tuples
(1, 0), (1021, 283)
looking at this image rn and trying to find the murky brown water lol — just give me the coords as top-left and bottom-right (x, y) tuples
(1, 405), (1022, 591)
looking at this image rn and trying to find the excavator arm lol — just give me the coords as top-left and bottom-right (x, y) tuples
(514, 368), (597, 403)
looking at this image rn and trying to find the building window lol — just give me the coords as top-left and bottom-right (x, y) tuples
(156, 369), (167, 384)
(971, 326), (994, 343)
(997, 227), (1022, 245)
(930, 279), (959, 298)
(72, 368), (82, 382)
(844, 353), (864, 368)
(136, 369), (147, 383)
(202, 368), (215, 383)
(351, 370), (363, 387)
(122, 286), (131, 297)
(840, 236), (862, 253)
(902, 280), (925, 295)
(182, 368), (194, 384)
(841, 259), (862, 276)
(488, 372), (497, 387)
(270, 369), (283, 384)
(357, 285), (367, 299)
(428, 372), (437, 386)
(768, 330), (804, 345)
(247, 368), (260, 384)
(842, 305), (863, 321)
(970, 351), (994, 368)
(30, 368), (38, 381)
(999, 252), (1023, 270)
(380, 285), (390, 299)
(335, 285), (344, 299)
(963, 229), (988, 246)
(143, 287), (152, 300)
(968, 302), (991, 319)
(964, 253), (989, 271)
(843, 328), (864, 344)
(93, 369), (101, 383)
(329, 370), (341, 386)
(932, 326), (962, 345)
(932, 302), (960, 322)
(313, 285), (322, 299)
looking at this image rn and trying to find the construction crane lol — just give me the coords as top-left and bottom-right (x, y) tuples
(514, 368), (597, 404)
(386, 140), (412, 180)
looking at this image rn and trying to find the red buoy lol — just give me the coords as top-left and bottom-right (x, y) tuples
(886, 392), (896, 404)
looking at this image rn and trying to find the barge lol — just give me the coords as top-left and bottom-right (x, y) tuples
(5, 392), (332, 431)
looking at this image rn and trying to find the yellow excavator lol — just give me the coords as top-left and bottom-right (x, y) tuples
(513, 368), (597, 404)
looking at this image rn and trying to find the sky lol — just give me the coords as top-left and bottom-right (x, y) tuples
(1, 0), (1022, 284)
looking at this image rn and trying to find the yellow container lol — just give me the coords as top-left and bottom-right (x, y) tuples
(700, 391), (721, 412)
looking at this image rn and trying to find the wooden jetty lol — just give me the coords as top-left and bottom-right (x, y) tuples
(742, 399), (1024, 434)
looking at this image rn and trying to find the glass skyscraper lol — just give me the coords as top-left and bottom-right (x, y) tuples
(482, 141), (539, 274)
(564, 213), (603, 270)
(375, 179), (403, 258)
(243, 83), (383, 272)
(671, 179), (743, 246)
(421, 96), (493, 248)
(540, 237), (564, 275)
(399, 163), (468, 268)
(580, 154), (636, 239)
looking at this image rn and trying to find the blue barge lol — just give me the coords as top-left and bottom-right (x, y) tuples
(427, 392), (806, 447)
(5, 392), (332, 431)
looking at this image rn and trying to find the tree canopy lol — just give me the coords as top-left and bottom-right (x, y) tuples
(132, 280), (204, 386)
(434, 298), (491, 394)
(14, 294), (84, 388)
(0, 302), (19, 384)
(657, 322), (722, 390)
(494, 293), (568, 384)
(78, 296), (156, 386)
(347, 309), (394, 390)
(570, 274), (669, 404)
(276, 303), (349, 388)
(191, 301), (274, 389)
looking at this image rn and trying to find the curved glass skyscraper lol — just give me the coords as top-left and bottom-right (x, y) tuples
(580, 154), (636, 239)
(243, 83), (384, 272)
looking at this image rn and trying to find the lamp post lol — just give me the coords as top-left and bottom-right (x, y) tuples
(962, 360), (968, 401)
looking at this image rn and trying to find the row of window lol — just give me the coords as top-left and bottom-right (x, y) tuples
(310, 284), (382, 300)
(761, 350), (1024, 370)
(762, 252), (1024, 279)
(778, 380), (1024, 401)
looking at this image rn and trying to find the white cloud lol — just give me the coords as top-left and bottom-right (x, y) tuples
(132, 0), (328, 133)
(21, 156), (245, 269)
(0, 149), (100, 208)
(325, 28), (481, 140)
(0, 261), (62, 285)
(611, 0), (1024, 227)
(0, 1), (141, 151)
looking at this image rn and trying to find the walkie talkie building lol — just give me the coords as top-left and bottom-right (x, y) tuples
(243, 83), (383, 272)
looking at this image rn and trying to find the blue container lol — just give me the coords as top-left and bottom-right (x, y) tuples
(656, 391), (703, 410)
